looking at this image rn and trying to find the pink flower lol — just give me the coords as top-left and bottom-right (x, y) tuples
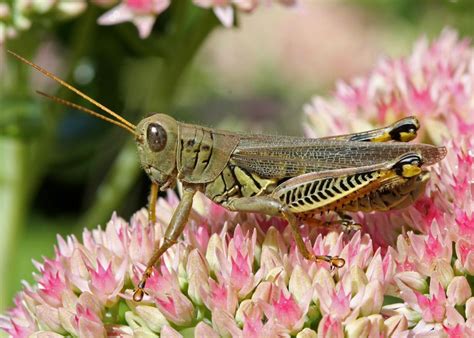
(318, 315), (344, 338)
(415, 280), (447, 323)
(316, 283), (351, 320)
(0, 191), (413, 336)
(98, 0), (170, 38)
(304, 28), (474, 249)
(266, 288), (305, 331)
(456, 239), (474, 274)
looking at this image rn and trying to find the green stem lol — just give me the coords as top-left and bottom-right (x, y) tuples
(32, 6), (99, 189)
(77, 140), (140, 229)
(0, 139), (29, 312)
(0, 7), (98, 311)
(76, 9), (219, 231)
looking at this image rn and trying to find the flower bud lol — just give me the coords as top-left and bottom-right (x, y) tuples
(466, 297), (474, 319)
(345, 317), (369, 338)
(134, 305), (169, 333)
(154, 290), (194, 326)
(235, 300), (257, 325)
(212, 310), (241, 337)
(382, 303), (421, 327)
(447, 276), (472, 306)
(432, 260), (454, 288)
(360, 281), (383, 316)
(36, 305), (64, 334)
(395, 271), (428, 292)
(252, 282), (272, 303)
(312, 269), (335, 303)
(289, 265), (312, 305)
(57, 1), (87, 17)
(186, 249), (209, 305)
(194, 322), (220, 338)
(59, 308), (77, 336)
(261, 227), (285, 271)
(367, 314), (384, 337)
(206, 233), (224, 273)
(296, 328), (317, 338)
(384, 314), (408, 336)
(349, 265), (368, 295)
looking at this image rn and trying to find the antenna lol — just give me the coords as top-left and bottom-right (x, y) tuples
(36, 91), (136, 135)
(8, 50), (136, 131)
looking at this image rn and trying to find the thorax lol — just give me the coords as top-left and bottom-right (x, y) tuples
(203, 162), (278, 205)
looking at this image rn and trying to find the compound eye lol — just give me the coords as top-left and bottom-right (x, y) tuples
(146, 123), (167, 152)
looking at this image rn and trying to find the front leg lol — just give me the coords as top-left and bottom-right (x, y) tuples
(148, 182), (159, 224)
(133, 186), (196, 302)
(225, 197), (345, 269)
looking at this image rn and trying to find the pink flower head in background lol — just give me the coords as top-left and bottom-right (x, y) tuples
(2, 28), (474, 337)
(97, 0), (170, 39)
(96, 0), (297, 39)
(0, 0), (298, 43)
(192, 0), (296, 28)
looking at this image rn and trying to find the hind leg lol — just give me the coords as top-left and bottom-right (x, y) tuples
(225, 197), (345, 268)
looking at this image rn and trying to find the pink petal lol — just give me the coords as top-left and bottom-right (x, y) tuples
(318, 315), (344, 338)
(194, 322), (220, 338)
(271, 289), (302, 329)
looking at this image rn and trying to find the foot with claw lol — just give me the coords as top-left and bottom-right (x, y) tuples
(133, 267), (153, 302)
(340, 218), (362, 234)
(310, 254), (346, 269)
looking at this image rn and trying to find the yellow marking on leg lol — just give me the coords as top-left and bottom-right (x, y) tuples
(371, 132), (392, 142)
(402, 164), (422, 178)
(399, 132), (416, 142)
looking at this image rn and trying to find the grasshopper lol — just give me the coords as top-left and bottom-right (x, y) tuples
(9, 51), (447, 302)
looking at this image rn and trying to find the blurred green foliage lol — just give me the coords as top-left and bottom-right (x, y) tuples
(0, 0), (473, 313)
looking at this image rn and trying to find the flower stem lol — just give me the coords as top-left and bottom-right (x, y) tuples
(0, 139), (29, 312)
(0, 8), (98, 311)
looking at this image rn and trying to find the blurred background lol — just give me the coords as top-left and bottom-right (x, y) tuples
(0, 0), (473, 312)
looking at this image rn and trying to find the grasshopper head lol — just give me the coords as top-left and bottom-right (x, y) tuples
(136, 113), (179, 188)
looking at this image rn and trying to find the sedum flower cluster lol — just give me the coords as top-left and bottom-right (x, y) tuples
(0, 0), (297, 43)
(98, 0), (297, 39)
(2, 28), (474, 337)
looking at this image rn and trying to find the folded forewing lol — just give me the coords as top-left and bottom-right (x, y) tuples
(231, 136), (446, 179)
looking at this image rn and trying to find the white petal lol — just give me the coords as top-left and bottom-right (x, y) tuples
(6, 26), (18, 39)
(32, 0), (55, 13)
(213, 5), (233, 28)
(193, 0), (214, 8)
(98, 4), (133, 26)
(57, 0), (87, 17)
(0, 4), (9, 19)
(153, 0), (171, 13)
(133, 15), (156, 39)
